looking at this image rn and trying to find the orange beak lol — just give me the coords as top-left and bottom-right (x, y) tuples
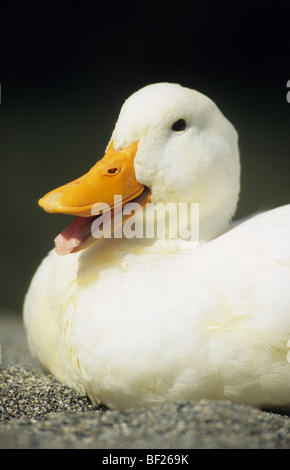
(39, 140), (150, 254)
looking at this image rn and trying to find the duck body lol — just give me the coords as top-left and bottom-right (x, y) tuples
(24, 205), (290, 410)
(24, 83), (290, 410)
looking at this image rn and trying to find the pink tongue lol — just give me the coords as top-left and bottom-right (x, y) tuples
(54, 216), (94, 255)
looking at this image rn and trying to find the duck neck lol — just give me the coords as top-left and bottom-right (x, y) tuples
(129, 200), (232, 246)
(198, 208), (231, 243)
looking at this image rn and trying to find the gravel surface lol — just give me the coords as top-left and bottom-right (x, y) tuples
(1, 310), (290, 449)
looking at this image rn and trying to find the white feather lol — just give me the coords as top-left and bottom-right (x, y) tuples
(24, 83), (290, 410)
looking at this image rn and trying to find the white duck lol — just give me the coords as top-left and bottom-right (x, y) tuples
(24, 83), (290, 410)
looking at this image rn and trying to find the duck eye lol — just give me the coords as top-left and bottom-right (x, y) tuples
(171, 119), (186, 132)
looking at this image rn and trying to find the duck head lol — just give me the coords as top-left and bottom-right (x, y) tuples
(39, 83), (240, 254)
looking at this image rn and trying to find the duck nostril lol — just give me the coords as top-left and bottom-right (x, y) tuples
(107, 168), (119, 175)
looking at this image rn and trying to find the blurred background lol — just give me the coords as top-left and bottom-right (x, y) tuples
(0, 0), (289, 314)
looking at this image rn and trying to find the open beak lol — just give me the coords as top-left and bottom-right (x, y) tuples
(39, 140), (150, 255)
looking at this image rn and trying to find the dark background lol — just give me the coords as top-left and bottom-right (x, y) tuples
(0, 0), (289, 313)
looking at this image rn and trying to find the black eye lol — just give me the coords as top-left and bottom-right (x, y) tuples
(171, 118), (186, 132)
